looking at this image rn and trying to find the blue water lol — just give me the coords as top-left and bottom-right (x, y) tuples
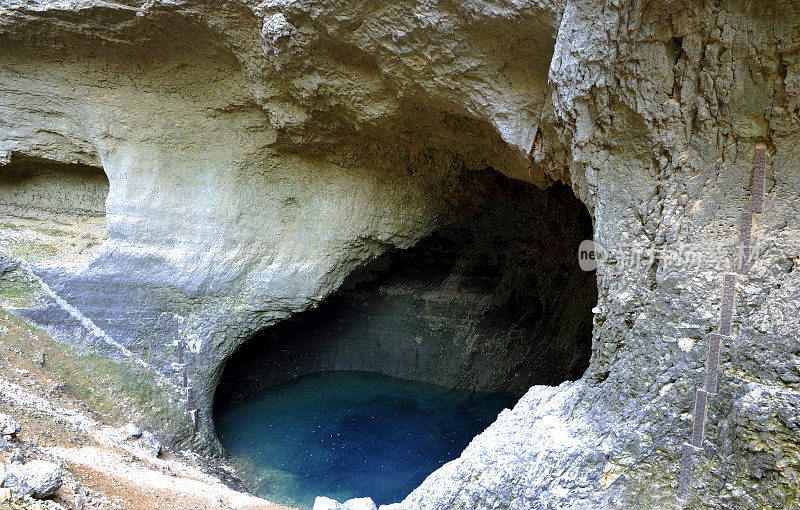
(214, 371), (517, 509)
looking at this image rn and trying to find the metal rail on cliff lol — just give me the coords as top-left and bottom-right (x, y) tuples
(677, 143), (767, 501)
(174, 315), (199, 435)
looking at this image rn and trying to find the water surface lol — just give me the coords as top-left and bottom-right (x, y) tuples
(214, 370), (517, 509)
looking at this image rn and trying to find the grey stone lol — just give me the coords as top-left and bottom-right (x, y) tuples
(0, 254), (18, 275)
(139, 431), (162, 456)
(8, 449), (23, 464)
(313, 496), (347, 510)
(10, 460), (63, 499)
(120, 424), (142, 440)
(1, 462), (31, 497)
(344, 498), (377, 510)
(0, 415), (20, 437)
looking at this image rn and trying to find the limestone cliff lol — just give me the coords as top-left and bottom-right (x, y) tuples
(1, 0), (799, 508)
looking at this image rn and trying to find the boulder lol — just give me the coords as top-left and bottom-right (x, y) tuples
(0, 415), (20, 437)
(0, 462), (30, 497)
(8, 460), (63, 499)
(345, 497), (377, 510)
(120, 423), (142, 440)
(139, 431), (162, 456)
(313, 496), (347, 510)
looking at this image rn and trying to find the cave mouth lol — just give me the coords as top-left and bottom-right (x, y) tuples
(213, 179), (596, 508)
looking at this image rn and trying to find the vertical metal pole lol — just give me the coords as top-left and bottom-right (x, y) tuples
(175, 315), (183, 365)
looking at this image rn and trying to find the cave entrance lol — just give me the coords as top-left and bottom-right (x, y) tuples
(0, 155), (108, 224)
(213, 179), (596, 508)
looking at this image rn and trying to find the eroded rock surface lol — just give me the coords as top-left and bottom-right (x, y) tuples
(1, 0), (799, 508)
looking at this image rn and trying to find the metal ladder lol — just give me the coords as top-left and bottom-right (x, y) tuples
(677, 143), (767, 501)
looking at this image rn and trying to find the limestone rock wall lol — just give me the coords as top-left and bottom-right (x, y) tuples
(403, 1), (800, 509)
(0, 0), (799, 508)
(0, 0), (564, 441)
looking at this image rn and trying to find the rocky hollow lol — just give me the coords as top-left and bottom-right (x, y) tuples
(215, 179), (596, 405)
(1, 0), (799, 508)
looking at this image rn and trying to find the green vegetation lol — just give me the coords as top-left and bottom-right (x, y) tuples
(0, 274), (40, 308)
(0, 308), (187, 441)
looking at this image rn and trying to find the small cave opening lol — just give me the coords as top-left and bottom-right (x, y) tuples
(0, 155), (109, 302)
(213, 178), (597, 508)
(0, 155), (108, 222)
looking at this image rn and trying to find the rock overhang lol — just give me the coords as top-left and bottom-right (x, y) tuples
(2, 0), (799, 508)
(0, 0), (568, 437)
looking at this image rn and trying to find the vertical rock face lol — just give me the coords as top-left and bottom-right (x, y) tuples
(0, 0), (799, 508)
(515, 2), (800, 508)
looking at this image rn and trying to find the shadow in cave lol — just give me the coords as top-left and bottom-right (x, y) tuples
(215, 178), (596, 405)
(0, 155), (109, 221)
(212, 176), (597, 508)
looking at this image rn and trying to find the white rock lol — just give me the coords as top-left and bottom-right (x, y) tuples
(313, 496), (347, 510)
(139, 431), (162, 456)
(120, 423), (142, 440)
(13, 460), (63, 498)
(0, 415), (20, 437)
(345, 497), (377, 510)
